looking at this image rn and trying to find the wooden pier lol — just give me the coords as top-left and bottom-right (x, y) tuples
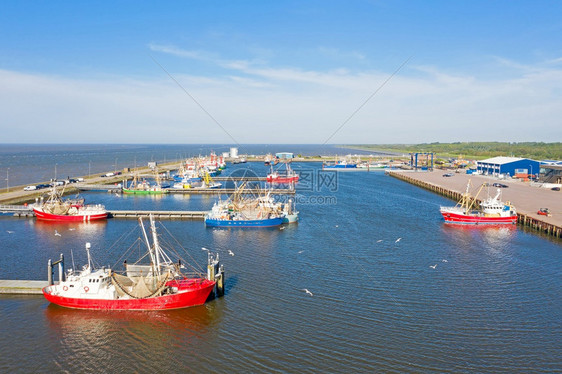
(0, 280), (48, 294)
(109, 210), (206, 220)
(388, 170), (562, 239)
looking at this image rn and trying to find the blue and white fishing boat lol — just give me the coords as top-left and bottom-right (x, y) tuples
(322, 156), (357, 170)
(204, 183), (293, 228)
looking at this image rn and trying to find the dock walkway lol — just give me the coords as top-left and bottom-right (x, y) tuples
(109, 210), (206, 220)
(388, 170), (562, 238)
(0, 280), (48, 294)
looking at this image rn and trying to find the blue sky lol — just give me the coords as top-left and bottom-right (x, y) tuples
(1, 1), (561, 144)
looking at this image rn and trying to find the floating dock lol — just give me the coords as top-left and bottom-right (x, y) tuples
(388, 170), (562, 239)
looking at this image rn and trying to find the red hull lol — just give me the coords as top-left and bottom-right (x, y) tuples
(42, 279), (215, 310)
(33, 208), (108, 222)
(441, 211), (517, 225)
(266, 176), (299, 183)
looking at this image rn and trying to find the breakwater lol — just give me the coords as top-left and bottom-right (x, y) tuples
(388, 170), (562, 239)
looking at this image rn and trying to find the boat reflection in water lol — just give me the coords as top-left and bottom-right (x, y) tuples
(43, 303), (222, 372)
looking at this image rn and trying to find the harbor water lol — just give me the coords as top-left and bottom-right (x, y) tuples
(0, 146), (561, 373)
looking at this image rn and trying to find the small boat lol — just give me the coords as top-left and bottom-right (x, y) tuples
(33, 186), (107, 222)
(440, 181), (517, 225)
(42, 215), (223, 310)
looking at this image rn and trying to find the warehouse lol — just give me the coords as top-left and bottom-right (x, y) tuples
(476, 157), (540, 178)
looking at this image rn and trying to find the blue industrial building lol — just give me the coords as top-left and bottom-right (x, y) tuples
(476, 157), (540, 178)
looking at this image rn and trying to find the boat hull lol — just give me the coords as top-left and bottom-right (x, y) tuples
(33, 208), (108, 222)
(205, 217), (284, 227)
(42, 280), (215, 310)
(266, 176), (299, 183)
(440, 211), (517, 225)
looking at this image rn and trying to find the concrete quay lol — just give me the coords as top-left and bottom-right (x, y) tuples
(388, 170), (562, 239)
(0, 280), (48, 294)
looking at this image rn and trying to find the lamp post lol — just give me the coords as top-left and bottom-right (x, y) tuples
(5, 168), (9, 192)
(55, 164), (57, 181)
(89, 161), (91, 179)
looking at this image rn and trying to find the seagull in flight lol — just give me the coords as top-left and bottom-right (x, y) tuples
(376, 239), (383, 243)
(6, 230), (14, 234)
(429, 264), (437, 269)
(228, 250), (235, 256)
(201, 247), (209, 251)
(442, 259), (448, 263)
(54, 230), (61, 237)
(302, 288), (313, 296)
(395, 238), (402, 243)
(298, 250), (305, 254)
(69, 228), (76, 231)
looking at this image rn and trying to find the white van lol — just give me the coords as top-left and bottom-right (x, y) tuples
(24, 185), (37, 191)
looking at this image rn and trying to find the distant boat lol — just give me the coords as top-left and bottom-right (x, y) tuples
(33, 186), (107, 222)
(440, 181), (517, 225)
(266, 162), (299, 183)
(323, 156), (357, 170)
(123, 171), (168, 195)
(42, 215), (222, 310)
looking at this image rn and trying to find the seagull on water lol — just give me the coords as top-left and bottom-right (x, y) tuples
(201, 247), (209, 251)
(430, 264), (437, 269)
(395, 238), (402, 243)
(228, 250), (235, 256)
(298, 250), (305, 254)
(54, 230), (61, 237)
(376, 239), (383, 243)
(442, 259), (448, 263)
(279, 226), (285, 230)
(302, 288), (313, 296)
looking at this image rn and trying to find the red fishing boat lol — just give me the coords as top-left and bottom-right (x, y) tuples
(440, 181), (517, 225)
(266, 162), (299, 183)
(33, 186), (108, 221)
(43, 215), (224, 310)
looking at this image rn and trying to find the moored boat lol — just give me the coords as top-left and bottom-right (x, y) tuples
(266, 162), (299, 183)
(123, 171), (168, 195)
(42, 215), (223, 310)
(440, 182), (517, 225)
(204, 183), (294, 228)
(32, 186), (107, 222)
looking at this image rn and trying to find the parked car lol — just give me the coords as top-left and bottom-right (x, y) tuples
(552, 187), (560, 191)
(36, 184), (49, 189)
(492, 183), (508, 188)
(442, 173), (454, 177)
(23, 185), (37, 191)
(537, 208), (551, 216)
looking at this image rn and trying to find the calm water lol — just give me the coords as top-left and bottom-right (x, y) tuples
(0, 147), (561, 373)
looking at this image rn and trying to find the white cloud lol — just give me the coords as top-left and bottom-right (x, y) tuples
(1, 52), (561, 144)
